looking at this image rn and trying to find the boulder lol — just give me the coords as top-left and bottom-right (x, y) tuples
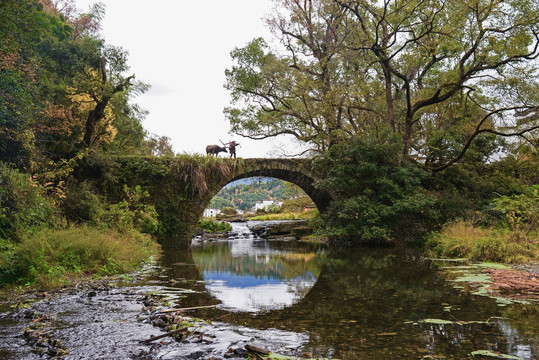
(265, 220), (308, 236)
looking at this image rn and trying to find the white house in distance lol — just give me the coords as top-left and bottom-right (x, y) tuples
(253, 200), (283, 212)
(203, 208), (221, 218)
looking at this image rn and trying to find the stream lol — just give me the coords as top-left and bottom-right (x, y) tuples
(0, 221), (537, 359)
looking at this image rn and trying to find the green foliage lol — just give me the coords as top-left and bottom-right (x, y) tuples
(209, 178), (303, 211)
(492, 185), (538, 234)
(62, 180), (103, 224)
(313, 138), (439, 242)
(102, 185), (159, 235)
(62, 177), (158, 235)
(0, 163), (56, 241)
(196, 220), (232, 233)
(0, 0), (151, 171)
(221, 207), (237, 216)
(0, 225), (158, 288)
(281, 196), (315, 213)
(427, 154), (537, 229)
(226, 0), (539, 163)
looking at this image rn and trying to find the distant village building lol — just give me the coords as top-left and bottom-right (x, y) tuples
(203, 208), (221, 217)
(253, 200), (283, 212)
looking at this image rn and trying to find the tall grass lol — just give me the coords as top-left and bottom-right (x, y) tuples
(427, 222), (538, 264)
(169, 155), (244, 197)
(0, 226), (159, 288)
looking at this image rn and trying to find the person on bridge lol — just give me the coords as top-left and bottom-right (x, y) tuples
(225, 140), (239, 158)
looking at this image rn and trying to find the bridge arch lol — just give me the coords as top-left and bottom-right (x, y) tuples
(196, 158), (332, 221)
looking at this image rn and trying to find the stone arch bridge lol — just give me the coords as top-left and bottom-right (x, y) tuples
(80, 157), (332, 237)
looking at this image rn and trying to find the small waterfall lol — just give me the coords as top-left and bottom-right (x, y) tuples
(227, 222), (257, 239)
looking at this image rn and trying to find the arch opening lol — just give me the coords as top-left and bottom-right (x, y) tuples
(203, 176), (319, 219)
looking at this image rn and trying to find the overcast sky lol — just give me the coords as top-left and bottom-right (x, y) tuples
(73, 0), (291, 158)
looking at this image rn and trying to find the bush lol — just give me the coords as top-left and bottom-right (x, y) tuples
(63, 181), (159, 235)
(0, 162), (56, 241)
(0, 225), (159, 288)
(281, 196), (315, 213)
(492, 185), (538, 234)
(313, 138), (439, 243)
(197, 219), (232, 233)
(62, 180), (103, 224)
(221, 207), (237, 215)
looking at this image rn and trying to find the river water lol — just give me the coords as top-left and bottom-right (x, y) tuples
(0, 221), (537, 359)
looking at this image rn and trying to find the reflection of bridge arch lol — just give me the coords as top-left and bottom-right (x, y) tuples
(157, 237), (328, 315)
(195, 158), (333, 221)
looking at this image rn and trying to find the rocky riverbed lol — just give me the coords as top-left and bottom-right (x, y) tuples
(0, 273), (312, 359)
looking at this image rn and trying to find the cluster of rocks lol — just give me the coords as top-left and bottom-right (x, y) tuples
(138, 297), (278, 360)
(248, 220), (313, 241)
(19, 310), (68, 357)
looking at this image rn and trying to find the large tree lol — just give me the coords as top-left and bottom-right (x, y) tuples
(1, 0), (149, 169)
(225, 1), (358, 154)
(225, 0), (539, 167)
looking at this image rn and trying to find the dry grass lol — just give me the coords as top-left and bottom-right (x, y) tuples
(169, 155), (244, 197)
(429, 222), (538, 264)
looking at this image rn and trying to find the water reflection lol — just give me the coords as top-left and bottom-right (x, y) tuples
(160, 222), (537, 359)
(191, 222), (321, 312)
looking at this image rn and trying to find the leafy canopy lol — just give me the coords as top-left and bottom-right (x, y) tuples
(225, 0), (539, 167)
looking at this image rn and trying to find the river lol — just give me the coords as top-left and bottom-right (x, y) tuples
(0, 221), (537, 359)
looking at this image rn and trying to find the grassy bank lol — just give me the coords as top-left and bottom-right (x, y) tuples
(0, 226), (159, 289)
(426, 222), (538, 264)
(247, 210), (318, 221)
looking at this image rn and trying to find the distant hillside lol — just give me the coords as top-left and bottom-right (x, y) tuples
(209, 178), (306, 211)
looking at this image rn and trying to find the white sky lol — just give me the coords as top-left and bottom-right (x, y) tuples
(73, 0), (291, 158)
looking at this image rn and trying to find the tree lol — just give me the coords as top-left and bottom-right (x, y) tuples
(0, 0), (73, 168)
(34, 3), (147, 152)
(225, 1), (356, 154)
(313, 137), (439, 242)
(225, 0), (539, 167)
(1, 0), (149, 169)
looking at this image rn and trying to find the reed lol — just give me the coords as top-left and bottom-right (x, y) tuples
(428, 221), (538, 264)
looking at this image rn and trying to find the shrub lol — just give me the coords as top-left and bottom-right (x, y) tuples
(62, 180), (103, 224)
(62, 181), (159, 234)
(221, 207), (237, 215)
(281, 196), (315, 213)
(0, 162), (56, 241)
(0, 225), (159, 288)
(313, 138), (439, 243)
(492, 185), (538, 234)
(197, 219), (232, 233)
(107, 185), (159, 234)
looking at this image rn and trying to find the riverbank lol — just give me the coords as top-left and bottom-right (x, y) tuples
(0, 225), (160, 290)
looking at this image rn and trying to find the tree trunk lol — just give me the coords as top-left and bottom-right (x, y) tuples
(83, 98), (109, 148)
